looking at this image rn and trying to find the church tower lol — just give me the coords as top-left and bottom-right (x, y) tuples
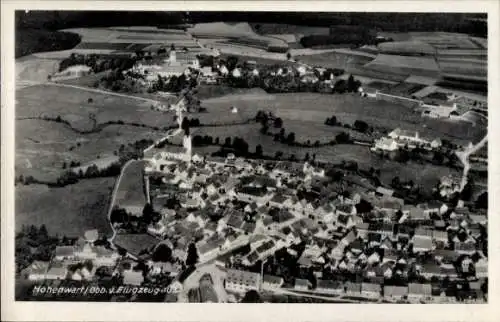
(183, 134), (192, 163)
(169, 50), (177, 64)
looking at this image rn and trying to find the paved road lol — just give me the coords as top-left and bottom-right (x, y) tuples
(455, 135), (488, 191)
(106, 159), (136, 243)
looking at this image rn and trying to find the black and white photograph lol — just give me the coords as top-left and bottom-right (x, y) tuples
(2, 1), (496, 317)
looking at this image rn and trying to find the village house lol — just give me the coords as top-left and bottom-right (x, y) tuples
(316, 279), (343, 295)
(294, 278), (311, 291)
(361, 282), (382, 299)
(371, 137), (399, 152)
(54, 246), (77, 261)
(262, 275), (284, 290)
(408, 283), (432, 302)
(123, 269), (144, 286)
(345, 282), (362, 296)
(24, 261), (51, 281)
(384, 285), (408, 301)
(44, 261), (68, 280)
(225, 269), (261, 293)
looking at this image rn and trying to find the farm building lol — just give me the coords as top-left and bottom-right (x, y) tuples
(372, 137), (399, 152)
(388, 128), (442, 149)
(169, 50), (200, 69)
(421, 103), (457, 119)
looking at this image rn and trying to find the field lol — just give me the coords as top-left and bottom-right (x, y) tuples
(364, 54), (440, 78)
(33, 27), (200, 57)
(16, 56), (60, 85)
(199, 92), (485, 147)
(250, 23), (331, 37)
(377, 41), (436, 56)
(16, 85), (177, 131)
(16, 119), (165, 181)
(196, 84), (266, 100)
(16, 84), (169, 181)
(114, 160), (148, 212)
(15, 177), (115, 237)
(295, 51), (373, 70)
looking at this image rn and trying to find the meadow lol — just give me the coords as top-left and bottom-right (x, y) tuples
(200, 92), (485, 146)
(16, 84), (177, 131)
(364, 54), (441, 78)
(114, 160), (148, 212)
(15, 177), (115, 237)
(16, 119), (165, 182)
(295, 51), (373, 70)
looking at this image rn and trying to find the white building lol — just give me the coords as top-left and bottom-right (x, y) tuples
(224, 269), (261, 293)
(388, 128), (441, 149)
(422, 103), (457, 119)
(372, 137), (399, 152)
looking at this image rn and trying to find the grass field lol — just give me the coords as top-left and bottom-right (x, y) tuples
(196, 85), (267, 100)
(16, 119), (165, 181)
(377, 41), (436, 56)
(295, 51), (374, 69)
(16, 56), (60, 85)
(16, 85), (177, 131)
(115, 160), (148, 212)
(364, 54), (440, 78)
(200, 92), (485, 146)
(15, 177), (115, 237)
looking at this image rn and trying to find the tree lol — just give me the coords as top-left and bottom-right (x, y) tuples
(355, 199), (373, 214)
(286, 132), (296, 145)
(286, 52), (292, 60)
(142, 203), (154, 224)
(347, 74), (357, 92)
(181, 117), (190, 133)
(152, 244), (172, 262)
(227, 56), (238, 71)
(353, 120), (369, 133)
(255, 144), (263, 157)
(476, 192), (487, 209)
(391, 176), (401, 188)
(241, 290), (262, 303)
(110, 207), (129, 223)
(274, 117), (283, 128)
(335, 132), (350, 144)
(186, 242), (198, 266)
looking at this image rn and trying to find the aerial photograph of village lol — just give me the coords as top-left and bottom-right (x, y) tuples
(14, 11), (488, 303)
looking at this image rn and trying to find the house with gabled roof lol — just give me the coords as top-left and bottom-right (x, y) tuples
(413, 236), (433, 253)
(384, 285), (408, 301)
(361, 282), (382, 299)
(408, 283), (432, 302)
(316, 279), (343, 295)
(294, 278), (311, 291)
(24, 260), (50, 281)
(345, 281), (362, 296)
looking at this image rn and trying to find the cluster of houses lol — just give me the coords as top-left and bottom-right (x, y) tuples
(140, 148), (486, 302)
(22, 230), (120, 282)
